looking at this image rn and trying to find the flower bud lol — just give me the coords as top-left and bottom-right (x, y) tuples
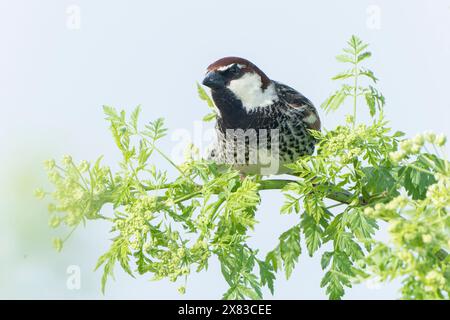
(364, 207), (374, 216)
(399, 140), (412, 153)
(79, 160), (89, 172)
(52, 237), (63, 252)
(49, 216), (61, 228)
(386, 201), (397, 211)
(435, 134), (446, 147)
(389, 151), (405, 163)
(181, 267), (189, 275)
(422, 234), (432, 244)
(398, 250), (411, 261)
(403, 232), (415, 241)
(388, 219), (401, 232)
(34, 188), (46, 199)
(425, 271), (439, 281)
(413, 134), (425, 147)
(424, 131), (436, 143)
(62, 155), (73, 166)
(44, 159), (56, 170)
(410, 144), (421, 154)
(345, 115), (354, 124)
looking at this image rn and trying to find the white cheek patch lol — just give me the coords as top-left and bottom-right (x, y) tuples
(228, 72), (278, 110)
(303, 113), (317, 124)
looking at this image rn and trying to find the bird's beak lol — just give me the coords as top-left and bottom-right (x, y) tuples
(202, 71), (225, 89)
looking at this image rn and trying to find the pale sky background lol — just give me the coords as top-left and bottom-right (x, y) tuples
(0, 0), (449, 299)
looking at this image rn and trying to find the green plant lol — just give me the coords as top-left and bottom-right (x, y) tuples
(36, 36), (449, 299)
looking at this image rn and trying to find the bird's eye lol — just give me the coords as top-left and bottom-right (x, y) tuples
(217, 64), (240, 77)
(228, 64), (240, 75)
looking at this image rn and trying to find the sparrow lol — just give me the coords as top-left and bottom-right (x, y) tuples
(202, 57), (320, 175)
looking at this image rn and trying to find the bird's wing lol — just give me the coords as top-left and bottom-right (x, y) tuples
(274, 81), (321, 131)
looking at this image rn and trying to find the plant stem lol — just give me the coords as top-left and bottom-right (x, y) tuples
(153, 145), (187, 177)
(258, 179), (354, 204)
(353, 60), (358, 128)
(140, 178), (355, 205)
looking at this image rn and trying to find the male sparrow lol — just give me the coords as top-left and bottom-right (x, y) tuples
(202, 57), (320, 175)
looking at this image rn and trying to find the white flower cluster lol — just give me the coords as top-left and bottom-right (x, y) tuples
(424, 270), (446, 292)
(115, 196), (158, 250)
(426, 176), (450, 209)
(363, 195), (408, 218)
(390, 132), (446, 163)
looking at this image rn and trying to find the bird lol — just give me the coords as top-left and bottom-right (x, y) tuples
(202, 57), (320, 175)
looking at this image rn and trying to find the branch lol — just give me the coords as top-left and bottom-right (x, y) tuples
(140, 178), (356, 205)
(258, 179), (355, 204)
(139, 179), (448, 262)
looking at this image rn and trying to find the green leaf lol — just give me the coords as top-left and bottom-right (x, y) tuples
(103, 105), (121, 123)
(219, 257), (233, 287)
(225, 178), (260, 229)
(279, 224), (301, 279)
(357, 51), (372, 63)
(359, 68), (378, 83)
(335, 54), (354, 64)
(222, 286), (239, 299)
(334, 232), (364, 261)
(218, 245), (264, 300)
(202, 112), (216, 122)
(347, 35), (369, 55)
(300, 212), (322, 256)
(303, 196), (325, 223)
(393, 131), (406, 138)
(143, 118), (168, 142)
(320, 252), (354, 300)
(321, 251), (333, 269)
(258, 259), (275, 295)
(399, 158), (436, 200)
(137, 140), (151, 167)
(347, 209), (378, 243)
(332, 69), (355, 81)
(197, 82), (215, 109)
(130, 105), (141, 131)
(320, 271), (345, 300)
(321, 88), (347, 113)
(240, 286), (262, 300)
(362, 166), (399, 199)
(333, 251), (355, 278)
(365, 91), (376, 117)
(242, 272), (263, 300)
(280, 193), (300, 214)
(94, 237), (133, 294)
(265, 248), (281, 273)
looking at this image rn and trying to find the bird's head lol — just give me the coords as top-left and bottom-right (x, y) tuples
(202, 57), (278, 110)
